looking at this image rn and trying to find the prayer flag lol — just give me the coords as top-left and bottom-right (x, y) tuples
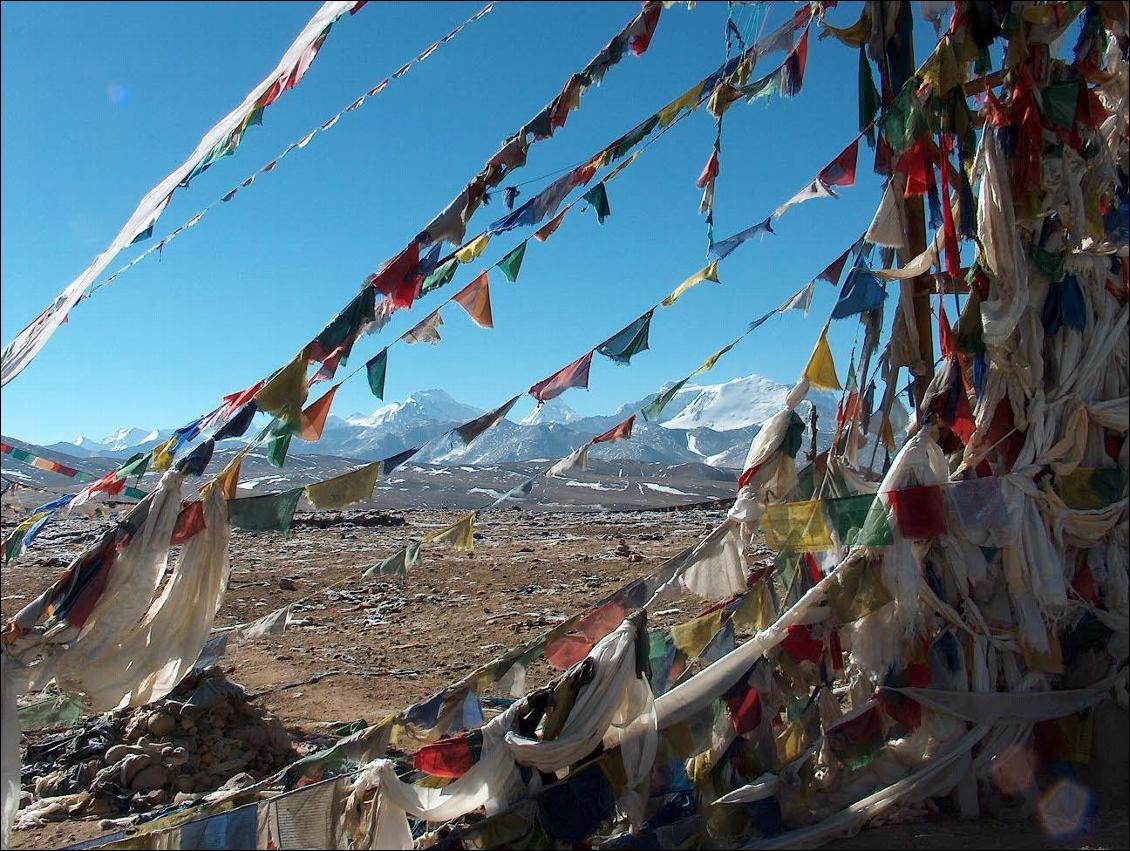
(709, 217), (773, 261)
(657, 82), (703, 128)
(694, 343), (734, 375)
(825, 493), (890, 547)
(255, 353), (310, 430)
(696, 149), (720, 189)
(380, 447), (419, 476)
(825, 557), (892, 622)
(455, 233), (490, 263)
(497, 242), (527, 282)
(420, 258), (458, 296)
(547, 444), (589, 477)
(401, 310), (443, 345)
(761, 500), (835, 552)
(597, 310), (653, 364)
(151, 436), (177, 473)
(641, 377), (690, 422)
(176, 438), (214, 476)
(305, 462), (380, 509)
(818, 245), (853, 285)
(661, 262), (719, 306)
(529, 350), (593, 402)
(888, 485), (947, 538)
(267, 426), (292, 468)
(363, 541), (421, 579)
(670, 609), (724, 659)
(215, 453), (243, 500)
(365, 349), (387, 399)
(115, 453), (149, 481)
(170, 500), (207, 546)
(452, 272), (494, 328)
(424, 511), (476, 550)
(533, 205), (571, 242)
(413, 735), (474, 779)
(369, 241), (422, 309)
(591, 415), (634, 444)
(817, 138), (859, 187)
(488, 199), (537, 235)
(544, 632), (593, 670)
(227, 487), (303, 533)
(773, 178), (837, 219)
(214, 402), (257, 441)
(453, 395), (520, 444)
(223, 380), (264, 416)
(299, 384), (338, 441)
(802, 327), (841, 390)
(582, 182), (611, 223)
(831, 266), (887, 319)
(779, 280), (815, 315)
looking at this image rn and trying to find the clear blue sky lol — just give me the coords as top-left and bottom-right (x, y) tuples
(1, 1), (942, 444)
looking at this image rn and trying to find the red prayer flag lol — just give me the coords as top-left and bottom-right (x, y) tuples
(170, 500), (207, 546)
(528, 351), (593, 403)
(591, 415), (635, 445)
(576, 600), (627, 643)
(413, 735), (473, 778)
(544, 631), (593, 669)
(779, 624), (824, 665)
(695, 149), (719, 189)
(887, 485), (947, 539)
(628, 3), (661, 56)
(727, 686), (762, 734)
(937, 138), (962, 279)
(938, 304), (956, 358)
(817, 245), (853, 285)
(817, 138), (859, 187)
(369, 241), (422, 309)
(223, 380), (265, 416)
(299, 384), (339, 441)
(895, 139), (934, 197)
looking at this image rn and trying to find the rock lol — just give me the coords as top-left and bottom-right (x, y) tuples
(173, 792), (197, 806)
(119, 753), (153, 786)
(104, 744), (136, 765)
(146, 710), (176, 738)
(278, 577), (299, 591)
(628, 553), (644, 563)
(229, 724), (268, 748)
(129, 764), (170, 792)
(172, 775), (196, 794)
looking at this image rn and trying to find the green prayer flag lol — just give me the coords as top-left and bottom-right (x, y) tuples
(583, 182), (611, 223)
(227, 487), (304, 534)
(366, 348), (388, 399)
(17, 693), (84, 732)
(420, 258), (459, 296)
(363, 541), (421, 579)
(1041, 80), (1079, 128)
(858, 48), (880, 134)
(609, 115), (659, 161)
(642, 377), (690, 422)
(825, 556), (892, 622)
(497, 242), (527, 283)
(879, 83), (928, 153)
(115, 452), (149, 481)
(858, 497), (895, 547)
(825, 494), (888, 547)
(597, 309), (653, 365)
(267, 426), (292, 469)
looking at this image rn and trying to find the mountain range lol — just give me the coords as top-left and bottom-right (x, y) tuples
(39, 373), (851, 470)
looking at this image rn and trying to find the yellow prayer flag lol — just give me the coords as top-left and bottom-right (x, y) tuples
(802, 327), (841, 390)
(151, 436), (177, 473)
(692, 342), (734, 376)
(604, 150), (640, 182)
(661, 261), (720, 307)
(304, 462), (380, 509)
(669, 608), (724, 658)
(455, 233), (490, 263)
(254, 353), (310, 430)
(732, 584), (773, 631)
(213, 451), (245, 500)
(761, 499), (835, 552)
(656, 83), (702, 129)
(423, 511), (476, 550)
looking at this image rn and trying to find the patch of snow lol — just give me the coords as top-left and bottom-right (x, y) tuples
(642, 482), (692, 496)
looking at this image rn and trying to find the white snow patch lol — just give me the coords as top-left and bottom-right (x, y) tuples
(642, 483), (693, 496)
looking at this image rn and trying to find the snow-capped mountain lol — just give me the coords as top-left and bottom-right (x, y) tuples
(31, 373), (844, 470)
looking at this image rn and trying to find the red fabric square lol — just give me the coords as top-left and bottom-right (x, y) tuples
(887, 485), (947, 539)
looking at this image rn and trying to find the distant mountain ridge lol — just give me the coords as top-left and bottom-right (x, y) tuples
(40, 373), (844, 470)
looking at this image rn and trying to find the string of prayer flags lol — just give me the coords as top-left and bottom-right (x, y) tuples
(402, 311), (444, 345)
(4, 511), (52, 565)
(305, 462), (380, 509)
(709, 217), (773, 261)
(761, 499), (835, 552)
(773, 178), (838, 219)
(656, 82), (703, 129)
(497, 243), (527, 283)
(454, 395), (520, 445)
(299, 384), (339, 441)
(455, 233), (491, 263)
(547, 444), (589, 478)
(661, 262), (720, 306)
(529, 351), (593, 402)
(597, 310), (653, 364)
(363, 541), (422, 579)
(227, 487), (304, 534)
(423, 511), (477, 550)
(802, 326), (841, 390)
(817, 138), (860, 187)
(591, 415), (635, 444)
(582, 183), (611, 223)
(254, 353), (310, 430)
(452, 272), (494, 328)
(365, 349), (388, 399)
(533, 205), (572, 242)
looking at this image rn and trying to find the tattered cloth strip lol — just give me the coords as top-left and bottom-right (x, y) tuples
(423, 512), (476, 550)
(709, 217), (773, 261)
(597, 310), (653, 364)
(401, 310), (444, 345)
(547, 444), (590, 478)
(304, 462), (380, 509)
(1, 1), (365, 387)
(454, 396), (520, 444)
(661, 263), (720, 306)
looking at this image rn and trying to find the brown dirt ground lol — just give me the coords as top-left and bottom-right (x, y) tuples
(2, 507), (1126, 849)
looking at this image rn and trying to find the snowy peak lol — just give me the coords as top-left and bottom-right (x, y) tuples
(661, 375), (796, 431)
(520, 398), (580, 426)
(346, 389), (483, 428)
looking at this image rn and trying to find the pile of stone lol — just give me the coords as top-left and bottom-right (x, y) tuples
(21, 669), (293, 820)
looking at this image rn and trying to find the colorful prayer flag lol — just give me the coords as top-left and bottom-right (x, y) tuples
(254, 353), (310, 431)
(529, 350), (593, 402)
(401, 310), (443, 345)
(803, 327), (841, 390)
(365, 349), (388, 399)
(305, 462), (380, 509)
(591, 415), (634, 444)
(497, 242), (527, 283)
(597, 310), (653, 364)
(424, 511), (476, 550)
(452, 272), (494, 328)
(453, 395), (520, 444)
(761, 500), (835, 552)
(227, 487), (303, 533)
(661, 262), (720, 306)
(299, 384), (339, 441)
